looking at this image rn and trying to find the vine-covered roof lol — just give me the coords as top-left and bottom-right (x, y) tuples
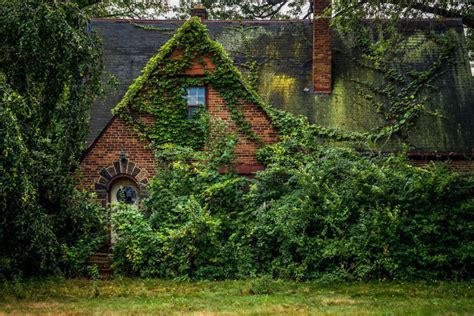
(112, 17), (255, 115)
(90, 18), (474, 153)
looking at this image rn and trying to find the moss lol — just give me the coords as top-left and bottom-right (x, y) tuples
(111, 18), (473, 151)
(269, 75), (297, 107)
(324, 78), (349, 129)
(244, 24), (470, 150)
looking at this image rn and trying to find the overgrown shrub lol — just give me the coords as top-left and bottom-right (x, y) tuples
(111, 203), (161, 277)
(112, 139), (249, 279)
(59, 190), (107, 277)
(107, 16), (472, 281)
(246, 142), (474, 280)
(112, 136), (473, 281)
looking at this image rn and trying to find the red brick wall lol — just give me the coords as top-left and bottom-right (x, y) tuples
(409, 156), (474, 175)
(207, 86), (278, 173)
(78, 85), (278, 204)
(77, 115), (157, 206)
(171, 50), (216, 75)
(313, 0), (332, 94)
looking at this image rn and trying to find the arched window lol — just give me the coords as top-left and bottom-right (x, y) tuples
(95, 156), (149, 208)
(109, 177), (139, 205)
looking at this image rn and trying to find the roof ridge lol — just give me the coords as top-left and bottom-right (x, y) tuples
(92, 18), (311, 23)
(92, 17), (463, 23)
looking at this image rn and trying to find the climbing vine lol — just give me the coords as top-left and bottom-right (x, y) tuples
(271, 21), (461, 147)
(114, 17), (265, 149)
(349, 24), (458, 144)
(108, 18), (473, 282)
(223, 25), (276, 90)
(115, 17), (462, 153)
(115, 18), (370, 152)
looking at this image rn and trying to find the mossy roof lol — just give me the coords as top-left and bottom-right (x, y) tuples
(90, 18), (474, 153)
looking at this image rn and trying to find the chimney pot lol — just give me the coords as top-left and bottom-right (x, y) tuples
(191, 2), (208, 20)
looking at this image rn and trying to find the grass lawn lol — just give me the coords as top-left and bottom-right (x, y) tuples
(0, 278), (472, 315)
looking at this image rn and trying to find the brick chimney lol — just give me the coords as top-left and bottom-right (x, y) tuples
(313, 0), (332, 94)
(191, 3), (208, 20)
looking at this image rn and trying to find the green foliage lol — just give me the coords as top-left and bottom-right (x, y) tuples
(112, 200), (222, 279)
(111, 203), (161, 276)
(112, 130), (249, 279)
(118, 10), (470, 149)
(116, 17), (377, 151)
(61, 236), (105, 278)
(338, 21), (458, 144)
(0, 0), (105, 279)
(88, 265), (101, 281)
(116, 17), (464, 162)
(59, 191), (107, 278)
(109, 19), (473, 282)
(111, 122), (473, 281)
(247, 142), (473, 280)
(113, 17), (264, 148)
(1, 0), (471, 284)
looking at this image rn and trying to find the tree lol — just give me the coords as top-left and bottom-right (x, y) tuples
(331, 0), (473, 28)
(76, 0), (169, 18)
(77, 0), (472, 29)
(0, 0), (104, 278)
(173, 0), (310, 20)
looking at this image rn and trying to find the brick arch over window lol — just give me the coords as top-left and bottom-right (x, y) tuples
(94, 156), (150, 207)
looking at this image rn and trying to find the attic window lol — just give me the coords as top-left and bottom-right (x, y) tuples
(184, 87), (206, 118)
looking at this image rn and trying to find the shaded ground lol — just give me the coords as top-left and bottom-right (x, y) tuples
(0, 279), (472, 315)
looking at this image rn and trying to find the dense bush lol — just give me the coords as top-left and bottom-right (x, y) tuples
(112, 135), (249, 279)
(107, 14), (473, 281)
(246, 141), (473, 280)
(111, 134), (473, 281)
(58, 190), (107, 278)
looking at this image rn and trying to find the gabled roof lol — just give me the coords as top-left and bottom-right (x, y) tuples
(112, 17), (259, 118)
(90, 18), (474, 153)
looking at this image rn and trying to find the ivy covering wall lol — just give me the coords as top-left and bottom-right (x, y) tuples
(113, 17), (267, 148)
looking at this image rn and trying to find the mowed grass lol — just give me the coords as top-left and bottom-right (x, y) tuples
(0, 278), (472, 315)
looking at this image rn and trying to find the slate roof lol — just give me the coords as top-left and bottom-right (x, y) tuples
(90, 18), (474, 153)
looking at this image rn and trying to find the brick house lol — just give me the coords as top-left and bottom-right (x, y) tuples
(78, 14), (279, 207)
(79, 0), (474, 207)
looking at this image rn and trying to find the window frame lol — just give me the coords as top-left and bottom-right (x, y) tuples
(184, 86), (207, 119)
